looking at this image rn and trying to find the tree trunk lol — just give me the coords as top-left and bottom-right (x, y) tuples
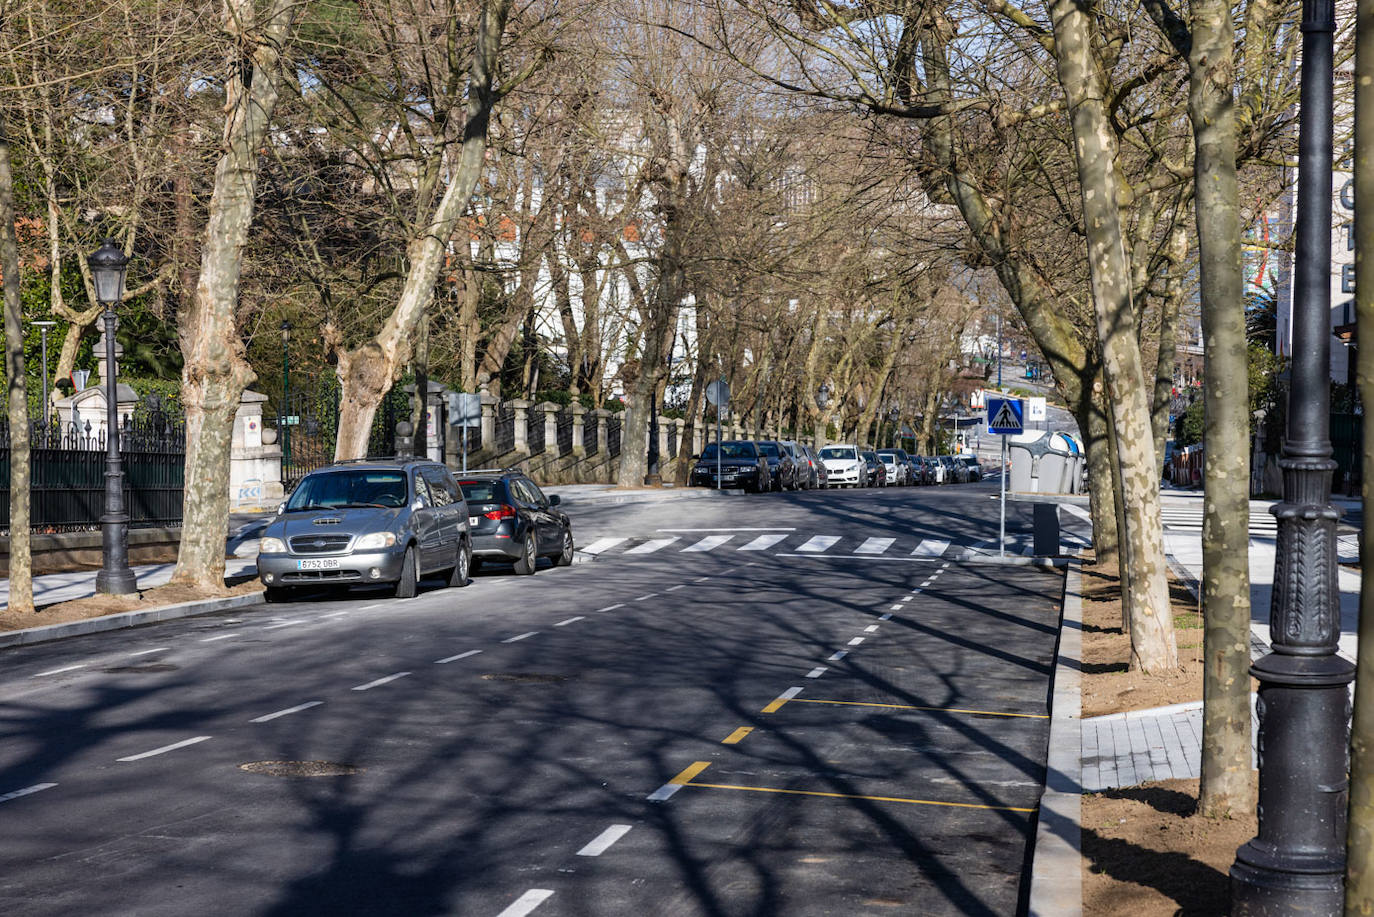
(1349, 0), (1374, 898)
(171, 0), (295, 588)
(333, 0), (512, 459)
(1188, 0), (1255, 817)
(1048, 0), (1176, 671)
(1076, 383), (1120, 567)
(1151, 225), (1187, 481)
(0, 116), (32, 614)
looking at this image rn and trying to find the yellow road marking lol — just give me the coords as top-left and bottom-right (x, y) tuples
(668, 761), (712, 785)
(762, 687), (803, 713)
(789, 698), (1047, 720)
(680, 780), (1035, 813)
(723, 727), (754, 744)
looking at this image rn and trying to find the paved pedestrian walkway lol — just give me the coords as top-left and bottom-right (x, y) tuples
(1081, 697), (1260, 791)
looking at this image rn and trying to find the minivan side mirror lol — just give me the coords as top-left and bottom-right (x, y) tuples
(549, 494), (561, 506)
(277, 501), (287, 515)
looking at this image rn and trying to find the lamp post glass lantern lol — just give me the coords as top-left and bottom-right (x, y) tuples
(1229, 0), (1353, 912)
(280, 320), (291, 476)
(31, 319), (56, 440)
(87, 239), (137, 595)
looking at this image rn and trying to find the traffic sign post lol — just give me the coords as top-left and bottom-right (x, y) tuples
(705, 378), (730, 489)
(985, 395), (1025, 557)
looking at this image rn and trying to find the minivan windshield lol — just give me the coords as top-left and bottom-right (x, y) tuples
(700, 442), (757, 460)
(287, 470), (408, 510)
(819, 446), (856, 460)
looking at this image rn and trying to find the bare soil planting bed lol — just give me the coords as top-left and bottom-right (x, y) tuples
(0, 580), (262, 633)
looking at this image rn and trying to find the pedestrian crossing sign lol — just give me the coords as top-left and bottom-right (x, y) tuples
(986, 397), (1024, 435)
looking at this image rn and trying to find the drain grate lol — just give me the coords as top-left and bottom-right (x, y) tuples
(239, 761), (361, 777)
(102, 664), (178, 673)
(480, 673), (569, 684)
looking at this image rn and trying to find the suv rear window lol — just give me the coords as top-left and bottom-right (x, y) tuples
(457, 479), (505, 503)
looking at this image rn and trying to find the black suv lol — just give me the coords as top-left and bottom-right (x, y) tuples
(455, 470), (574, 574)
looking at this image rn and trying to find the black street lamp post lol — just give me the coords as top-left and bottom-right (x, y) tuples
(89, 240), (137, 596)
(280, 320), (291, 476)
(815, 384), (830, 449)
(1230, 0), (1353, 912)
(31, 319), (56, 444)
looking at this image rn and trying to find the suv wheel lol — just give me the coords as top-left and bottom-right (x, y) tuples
(449, 540), (471, 588)
(264, 585), (294, 603)
(513, 533), (538, 575)
(394, 545), (418, 598)
(553, 530), (574, 567)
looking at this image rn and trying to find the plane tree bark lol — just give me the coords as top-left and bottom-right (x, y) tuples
(1, 112), (32, 613)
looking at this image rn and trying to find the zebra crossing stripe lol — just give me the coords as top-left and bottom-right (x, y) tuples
(911, 539), (950, 558)
(626, 537), (680, 555)
(739, 534), (789, 551)
(684, 535), (734, 552)
(855, 537), (895, 555)
(797, 536), (841, 553)
(579, 537), (627, 555)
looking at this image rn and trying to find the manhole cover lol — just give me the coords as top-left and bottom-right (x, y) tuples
(101, 664), (178, 673)
(239, 761), (361, 777)
(480, 673), (569, 684)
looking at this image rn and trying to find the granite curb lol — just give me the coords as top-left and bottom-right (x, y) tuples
(0, 591), (265, 651)
(1028, 559), (1083, 917)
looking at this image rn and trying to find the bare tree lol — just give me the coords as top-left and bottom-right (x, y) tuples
(1, 108), (31, 613)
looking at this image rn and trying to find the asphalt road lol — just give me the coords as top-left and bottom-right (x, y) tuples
(1, 480), (1071, 916)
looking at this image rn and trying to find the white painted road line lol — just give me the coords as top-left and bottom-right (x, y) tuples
(319, 610), (350, 619)
(555, 616), (584, 627)
(648, 782), (685, 802)
(502, 632), (539, 644)
(129, 648), (170, 657)
(828, 650), (849, 662)
(805, 667), (828, 679)
(0, 783), (57, 804)
(738, 533), (790, 551)
(890, 604), (905, 611)
(912, 539), (951, 557)
(665, 584), (686, 592)
(201, 633), (239, 642)
(594, 603), (625, 613)
(579, 537), (627, 555)
(635, 593), (658, 601)
(626, 537), (679, 554)
(855, 537), (894, 555)
(658, 527), (794, 532)
(496, 889), (555, 917)
(436, 650), (482, 664)
(263, 620), (302, 630)
(352, 672), (411, 691)
(865, 625), (880, 633)
(251, 701), (323, 723)
(848, 637), (866, 646)
(694, 576), (711, 582)
(32, 664), (85, 678)
(797, 535), (841, 553)
(117, 736), (212, 762)
(359, 603), (389, 611)
(684, 535), (734, 552)
(879, 613), (893, 621)
(576, 824), (633, 857)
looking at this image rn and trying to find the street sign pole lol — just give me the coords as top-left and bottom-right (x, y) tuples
(985, 394), (1025, 558)
(1000, 434), (1007, 558)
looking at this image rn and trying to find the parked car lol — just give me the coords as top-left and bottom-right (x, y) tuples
(690, 441), (770, 492)
(903, 456), (922, 486)
(781, 440), (817, 489)
(258, 459), (472, 601)
(957, 454), (983, 481)
(756, 440), (799, 491)
(861, 451), (888, 487)
(819, 444), (867, 487)
(803, 444), (829, 489)
(934, 455), (959, 484)
(910, 455), (933, 485)
(876, 449), (913, 486)
(455, 470), (574, 575)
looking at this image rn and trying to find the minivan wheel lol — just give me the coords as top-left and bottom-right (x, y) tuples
(264, 585), (293, 603)
(513, 533), (537, 575)
(394, 546), (418, 598)
(553, 530), (574, 567)
(449, 541), (472, 587)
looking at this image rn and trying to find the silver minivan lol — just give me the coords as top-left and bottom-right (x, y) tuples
(257, 459), (472, 602)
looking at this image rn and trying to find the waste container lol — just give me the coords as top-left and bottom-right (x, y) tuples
(1008, 431), (1081, 493)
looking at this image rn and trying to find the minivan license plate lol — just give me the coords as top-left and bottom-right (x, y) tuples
(297, 558), (340, 570)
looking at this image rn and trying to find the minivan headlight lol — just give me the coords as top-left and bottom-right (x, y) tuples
(355, 532), (397, 550)
(259, 536), (286, 554)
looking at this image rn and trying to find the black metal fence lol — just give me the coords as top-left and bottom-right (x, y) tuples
(280, 383), (408, 489)
(556, 408), (574, 455)
(584, 412), (599, 457)
(495, 403), (515, 454)
(606, 415), (621, 458)
(1, 413), (186, 533)
(527, 408), (545, 455)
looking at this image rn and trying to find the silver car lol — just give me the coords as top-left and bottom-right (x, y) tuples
(257, 459), (472, 602)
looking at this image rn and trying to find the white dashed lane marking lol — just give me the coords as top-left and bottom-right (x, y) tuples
(855, 537), (895, 555)
(577, 824), (633, 857)
(579, 537), (628, 555)
(626, 537), (679, 555)
(738, 533), (789, 551)
(848, 637), (866, 647)
(502, 632), (539, 644)
(251, 701), (323, 723)
(797, 535), (841, 553)
(352, 672), (411, 691)
(117, 736), (212, 762)
(555, 617), (584, 627)
(806, 667), (828, 679)
(0, 783), (57, 804)
(828, 650), (848, 662)
(912, 539), (950, 557)
(32, 665), (84, 678)
(684, 535), (734, 552)
(129, 648), (170, 657)
(496, 889), (555, 917)
(436, 650), (482, 664)
(595, 604), (625, 613)
(201, 633), (239, 642)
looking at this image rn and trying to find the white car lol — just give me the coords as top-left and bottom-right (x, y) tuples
(819, 444), (866, 487)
